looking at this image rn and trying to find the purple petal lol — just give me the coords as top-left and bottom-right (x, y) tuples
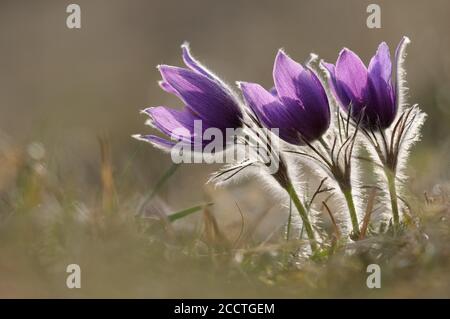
(133, 134), (175, 150)
(273, 49), (306, 102)
(295, 68), (330, 120)
(322, 60), (352, 111)
(368, 42), (392, 85)
(322, 62), (338, 96)
(281, 96), (330, 142)
(273, 51), (330, 135)
(367, 42), (395, 127)
(240, 82), (302, 145)
(158, 65), (242, 129)
(181, 43), (239, 107)
(181, 43), (214, 79)
(321, 61), (336, 83)
(269, 86), (277, 96)
(143, 106), (198, 142)
(158, 80), (178, 95)
(335, 48), (369, 107)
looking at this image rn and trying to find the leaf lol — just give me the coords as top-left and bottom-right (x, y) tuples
(167, 203), (213, 223)
(138, 163), (180, 214)
(149, 163), (180, 200)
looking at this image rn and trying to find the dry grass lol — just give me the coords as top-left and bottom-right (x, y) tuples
(0, 137), (449, 299)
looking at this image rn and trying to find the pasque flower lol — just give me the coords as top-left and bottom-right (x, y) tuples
(237, 50), (333, 252)
(134, 43), (243, 150)
(239, 49), (330, 145)
(241, 50), (365, 238)
(322, 39), (405, 129)
(237, 50), (335, 251)
(134, 36), (426, 251)
(323, 37), (425, 234)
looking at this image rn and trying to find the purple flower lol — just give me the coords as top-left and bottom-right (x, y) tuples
(239, 50), (330, 145)
(134, 43), (243, 150)
(322, 38), (408, 129)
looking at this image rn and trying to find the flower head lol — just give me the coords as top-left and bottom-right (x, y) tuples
(134, 43), (243, 151)
(239, 49), (330, 145)
(322, 37), (410, 129)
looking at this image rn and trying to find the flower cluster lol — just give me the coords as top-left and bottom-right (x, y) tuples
(135, 37), (426, 255)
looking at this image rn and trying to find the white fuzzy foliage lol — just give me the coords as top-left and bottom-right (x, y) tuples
(359, 37), (428, 223)
(362, 106), (426, 223)
(298, 54), (366, 236)
(305, 38), (428, 230)
(394, 36), (411, 115)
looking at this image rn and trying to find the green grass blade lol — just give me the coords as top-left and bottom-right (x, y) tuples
(168, 203), (213, 223)
(137, 163), (180, 214)
(149, 163), (180, 200)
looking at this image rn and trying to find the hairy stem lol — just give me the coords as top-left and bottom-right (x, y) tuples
(385, 169), (400, 234)
(273, 156), (317, 253)
(286, 199), (292, 241)
(286, 182), (318, 253)
(318, 137), (329, 151)
(340, 185), (360, 237)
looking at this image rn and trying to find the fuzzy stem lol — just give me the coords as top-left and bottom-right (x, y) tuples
(318, 137), (329, 151)
(385, 169), (400, 234)
(273, 156), (317, 253)
(341, 186), (360, 237)
(286, 199), (292, 241)
(319, 135), (360, 237)
(285, 182), (318, 253)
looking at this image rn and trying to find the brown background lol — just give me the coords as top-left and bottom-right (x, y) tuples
(0, 0), (449, 209)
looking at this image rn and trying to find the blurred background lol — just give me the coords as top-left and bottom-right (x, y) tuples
(0, 0), (449, 297)
(1, 0), (450, 199)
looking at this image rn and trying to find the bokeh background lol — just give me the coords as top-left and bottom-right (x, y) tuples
(1, 0), (450, 197)
(0, 0), (449, 297)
